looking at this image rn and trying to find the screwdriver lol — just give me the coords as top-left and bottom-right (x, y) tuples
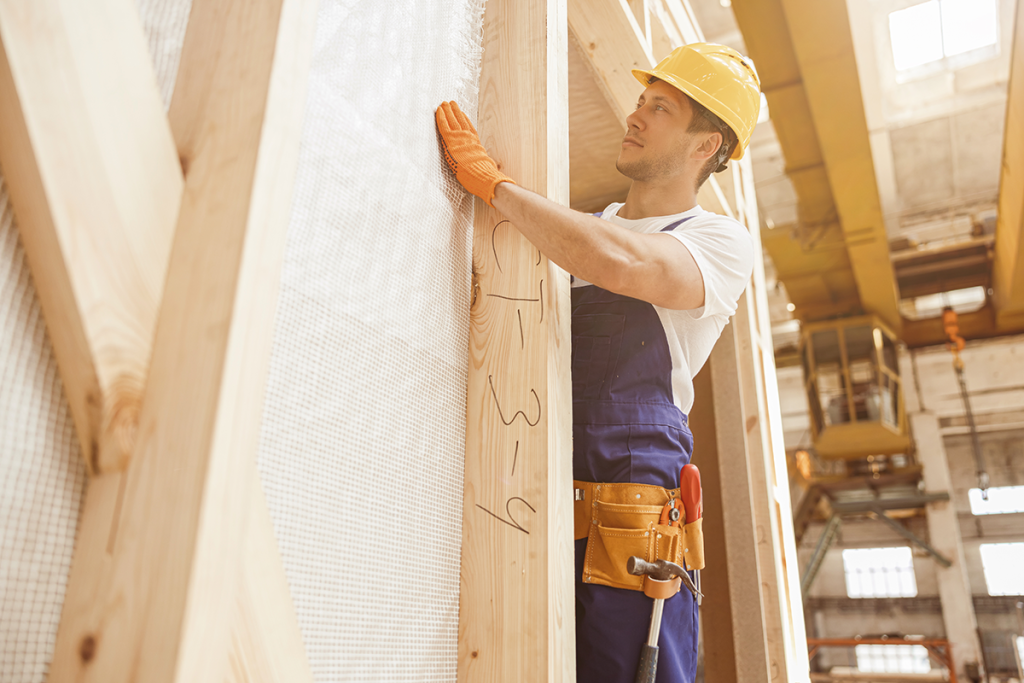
(680, 464), (702, 606)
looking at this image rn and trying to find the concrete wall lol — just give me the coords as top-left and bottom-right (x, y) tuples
(781, 334), (1024, 675)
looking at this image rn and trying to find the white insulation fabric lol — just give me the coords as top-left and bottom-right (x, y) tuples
(255, 1), (484, 680)
(0, 183), (86, 683)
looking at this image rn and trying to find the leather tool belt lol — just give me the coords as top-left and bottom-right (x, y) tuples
(574, 480), (705, 592)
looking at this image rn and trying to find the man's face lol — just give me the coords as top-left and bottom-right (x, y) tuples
(615, 80), (705, 182)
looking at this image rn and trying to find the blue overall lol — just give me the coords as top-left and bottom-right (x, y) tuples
(573, 217), (698, 683)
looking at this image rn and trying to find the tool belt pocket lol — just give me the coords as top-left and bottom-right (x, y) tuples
(582, 499), (682, 591)
(574, 481), (705, 591)
(680, 517), (704, 572)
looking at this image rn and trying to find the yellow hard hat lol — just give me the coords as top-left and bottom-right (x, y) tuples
(632, 43), (761, 160)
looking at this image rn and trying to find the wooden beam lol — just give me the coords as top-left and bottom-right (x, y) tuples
(49, 0), (318, 680)
(458, 0), (574, 681)
(0, 0), (182, 474)
(567, 0), (734, 218)
(732, 158), (811, 683)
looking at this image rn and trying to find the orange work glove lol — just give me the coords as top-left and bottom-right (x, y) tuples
(435, 101), (516, 207)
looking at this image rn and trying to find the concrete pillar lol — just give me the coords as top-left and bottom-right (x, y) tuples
(910, 411), (985, 681)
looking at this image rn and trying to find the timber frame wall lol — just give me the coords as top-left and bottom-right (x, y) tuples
(0, 0), (808, 682)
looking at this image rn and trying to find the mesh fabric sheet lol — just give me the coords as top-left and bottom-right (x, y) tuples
(255, 1), (483, 680)
(0, 181), (86, 683)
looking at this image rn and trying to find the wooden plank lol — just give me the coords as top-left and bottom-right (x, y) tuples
(738, 156), (811, 683)
(48, 0), (318, 680)
(226, 473), (313, 683)
(457, 0), (574, 681)
(568, 0), (732, 217)
(733, 157), (811, 680)
(0, 0), (182, 475)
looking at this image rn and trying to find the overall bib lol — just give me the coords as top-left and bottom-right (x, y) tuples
(572, 217), (698, 683)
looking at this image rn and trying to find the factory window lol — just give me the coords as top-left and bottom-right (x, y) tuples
(969, 486), (1024, 515)
(843, 547), (918, 598)
(855, 644), (931, 674)
(979, 543), (1024, 596)
(889, 0), (999, 73)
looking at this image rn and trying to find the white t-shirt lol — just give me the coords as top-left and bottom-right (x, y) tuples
(571, 203), (754, 414)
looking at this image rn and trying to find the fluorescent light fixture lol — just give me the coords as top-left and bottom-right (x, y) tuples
(889, 1), (943, 71)
(969, 486), (1024, 515)
(941, 0), (998, 57)
(843, 547), (918, 598)
(979, 543), (1024, 596)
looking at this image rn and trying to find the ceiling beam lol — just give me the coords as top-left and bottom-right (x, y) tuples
(993, 0), (1024, 326)
(779, 0), (901, 332)
(734, 0), (902, 332)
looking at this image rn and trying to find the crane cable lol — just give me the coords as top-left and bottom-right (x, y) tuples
(942, 307), (990, 500)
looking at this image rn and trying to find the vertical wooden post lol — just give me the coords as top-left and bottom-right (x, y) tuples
(458, 0), (574, 680)
(733, 157), (811, 682)
(690, 325), (773, 683)
(48, 0), (319, 680)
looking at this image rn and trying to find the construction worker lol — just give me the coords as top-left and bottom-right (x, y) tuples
(436, 43), (761, 683)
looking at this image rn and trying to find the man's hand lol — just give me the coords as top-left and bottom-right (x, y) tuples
(435, 101), (516, 207)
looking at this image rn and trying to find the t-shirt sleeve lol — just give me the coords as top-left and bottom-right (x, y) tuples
(664, 216), (755, 320)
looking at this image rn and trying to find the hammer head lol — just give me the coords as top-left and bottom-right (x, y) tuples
(627, 557), (687, 582)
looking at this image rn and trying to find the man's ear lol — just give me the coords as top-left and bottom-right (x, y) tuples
(692, 131), (723, 162)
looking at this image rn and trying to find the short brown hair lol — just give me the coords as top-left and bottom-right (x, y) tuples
(686, 97), (737, 190)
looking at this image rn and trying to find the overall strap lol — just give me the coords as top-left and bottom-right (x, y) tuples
(659, 215), (694, 232)
(573, 213), (693, 282)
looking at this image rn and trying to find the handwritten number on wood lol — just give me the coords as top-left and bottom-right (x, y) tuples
(488, 375), (541, 426)
(476, 497), (537, 535)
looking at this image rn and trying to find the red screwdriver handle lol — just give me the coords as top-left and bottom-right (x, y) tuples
(680, 464), (702, 523)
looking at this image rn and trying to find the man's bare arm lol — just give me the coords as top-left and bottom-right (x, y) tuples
(491, 182), (705, 311)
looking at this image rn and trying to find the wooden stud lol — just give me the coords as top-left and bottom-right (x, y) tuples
(730, 157), (810, 683)
(0, 0), (182, 475)
(458, 0), (574, 681)
(48, 0), (318, 680)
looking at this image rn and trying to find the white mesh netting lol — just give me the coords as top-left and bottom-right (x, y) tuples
(254, 1), (483, 679)
(0, 182), (86, 683)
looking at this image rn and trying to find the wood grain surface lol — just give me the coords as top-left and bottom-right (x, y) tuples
(458, 0), (575, 681)
(0, 0), (182, 474)
(48, 0), (318, 681)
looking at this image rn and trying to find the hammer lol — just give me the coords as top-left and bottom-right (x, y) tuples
(627, 557), (704, 683)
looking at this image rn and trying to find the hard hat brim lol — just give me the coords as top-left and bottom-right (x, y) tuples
(631, 67), (747, 161)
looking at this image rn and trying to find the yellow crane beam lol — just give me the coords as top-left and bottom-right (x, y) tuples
(733, 0), (902, 333)
(993, 0), (1024, 330)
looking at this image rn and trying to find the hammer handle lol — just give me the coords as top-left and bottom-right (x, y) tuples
(634, 644), (659, 683)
